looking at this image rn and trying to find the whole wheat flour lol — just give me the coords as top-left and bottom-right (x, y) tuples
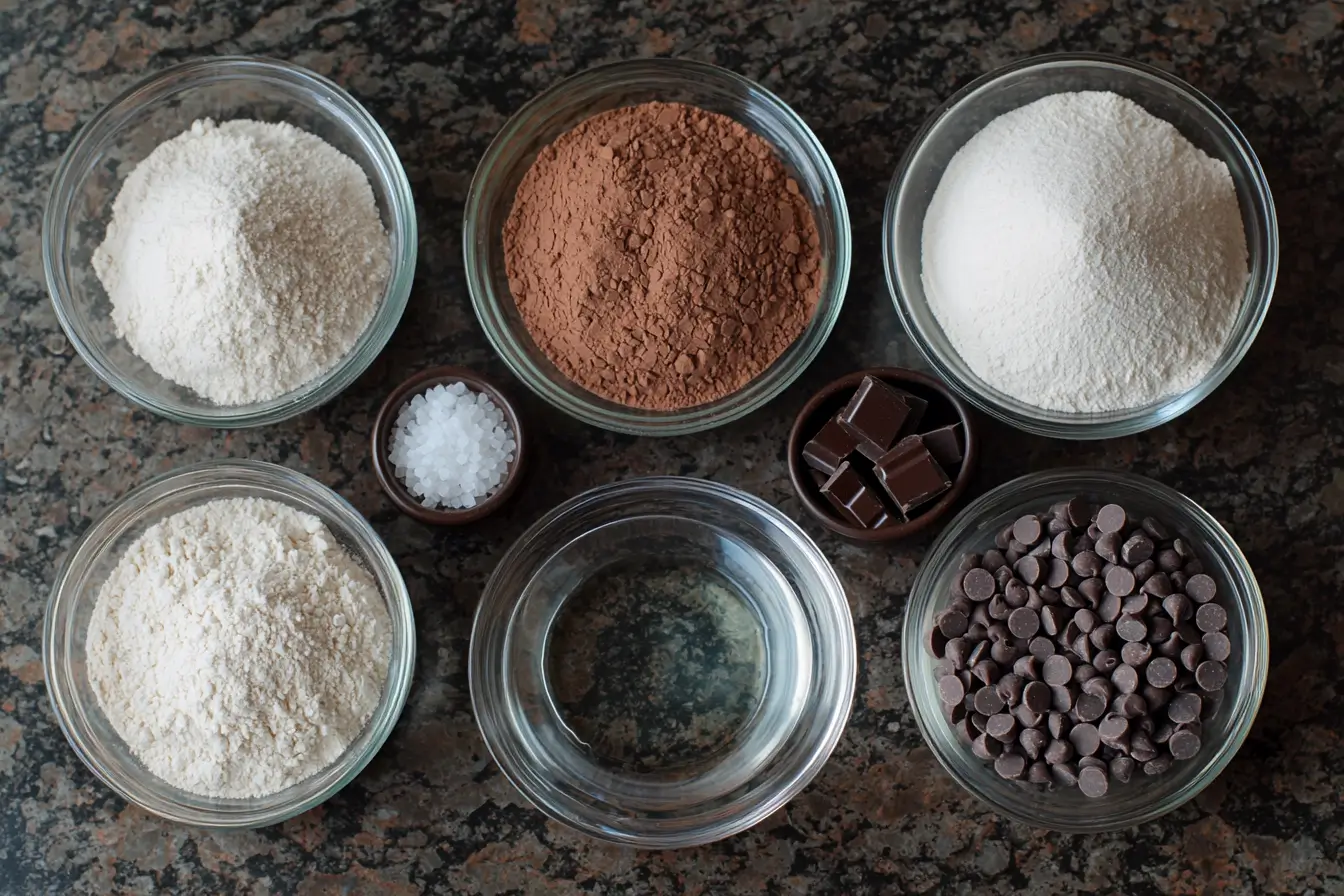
(921, 91), (1249, 413)
(92, 118), (390, 405)
(85, 497), (391, 799)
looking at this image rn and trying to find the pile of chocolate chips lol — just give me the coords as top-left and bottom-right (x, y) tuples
(801, 376), (963, 529)
(926, 499), (1232, 798)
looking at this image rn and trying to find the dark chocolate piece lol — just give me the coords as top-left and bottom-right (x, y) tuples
(837, 376), (915, 461)
(920, 423), (963, 470)
(819, 461), (889, 529)
(872, 436), (952, 516)
(801, 415), (857, 476)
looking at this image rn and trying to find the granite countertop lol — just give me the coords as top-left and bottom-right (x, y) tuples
(3, 0), (1343, 893)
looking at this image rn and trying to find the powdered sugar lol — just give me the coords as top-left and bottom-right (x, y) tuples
(921, 91), (1249, 413)
(85, 497), (391, 799)
(92, 118), (390, 405)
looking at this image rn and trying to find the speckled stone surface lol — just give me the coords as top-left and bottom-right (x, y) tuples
(2, 0), (1343, 892)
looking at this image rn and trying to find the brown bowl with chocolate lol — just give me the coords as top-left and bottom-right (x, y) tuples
(788, 368), (978, 542)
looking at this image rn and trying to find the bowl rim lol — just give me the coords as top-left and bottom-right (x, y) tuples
(900, 467), (1269, 831)
(786, 367), (980, 542)
(41, 459), (417, 828)
(883, 51), (1279, 440)
(41, 54), (417, 428)
(463, 57), (851, 437)
(467, 475), (858, 847)
(371, 365), (528, 524)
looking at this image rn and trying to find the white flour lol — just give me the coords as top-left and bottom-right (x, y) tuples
(85, 497), (391, 799)
(921, 91), (1249, 413)
(92, 118), (390, 405)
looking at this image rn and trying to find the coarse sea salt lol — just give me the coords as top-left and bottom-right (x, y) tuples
(388, 382), (517, 509)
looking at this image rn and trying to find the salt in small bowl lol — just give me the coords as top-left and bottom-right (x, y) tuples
(372, 366), (527, 525)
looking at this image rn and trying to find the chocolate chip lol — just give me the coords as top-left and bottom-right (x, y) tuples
(1129, 732), (1158, 763)
(1051, 762), (1080, 787)
(1014, 705), (1044, 729)
(1162, 593), (1192, 623)
(1202, 631), (1231, 662)
(1014, 655), (1041, 680)
(1111, 693), (1147, 719)
(1096, 504), (1127, 534)
(972, 733), (1002, 760)
(1156, 549), (1182, 573)
(1142, 572), (1174, 598)
(971, 659), (1001, 686)
(1060, 586), (1087, 609)
(1172, 538), (1194, 560)
(1069, 723), (1101, 756)
(1021, 680), (1052, 714)
(1095, 531), (1122, 564)
(1039, 605), (1067, 637)
(1093, 649), (1120, 673)
(995, 566), (1015, 589)
(1073, 608), (1099, 634)
(1111, 664), (1140, 695)
(1116, 614), (1148, 642)
(1171, 571), (1189, 592)
(1050, 685), (1075, 713)
(1071, 634), (1094, 664)
(967, 640), (989, 667)
(974, 686), (1005, 715)
(1184, 559), (1205, 577)
(1098, 593), (1122, 624)
(963, 568), (995, 602)
(1074, 693), (1107, 722)
(1121, 593), (1149, 617)
(996, 673), (1025, 707)
(1013, 515), (1043, 547)
(1051, 531), (1073, 561)
(1027, 761), (1053, 785)
(1066, 498), (1091, 528)
(938, 675), (966, 705)
(1008, 606), (1041, 639)
(1042, 655), (1073, 686)
(1149, 616), (1175, 644)
(1180, 643), (1205, 672)
(983, 549), (1008, 571)
(1195, 660), (1227, 691)
(1015, 555), (1043, 586)
(1132, 559), (1158, 586)
(1090, 623), (1117, 650)
(1105, 565), (1136, 597)
(1072, 551), (1104, 578)
(987, 594), (1010, 620)
(1141, 684), (1171, 713)
(987, 713), (1018, 743)
(1098, 714), (1129, 742)
(1110, 755), (1136, 783)
(1078, 765), (1109, 798)
(1145, 657), (1178, 688)
(1195, 602), (1228, 633)
(1072, 662), (1099, 685)
(1120, 533), (1154, 565)
(1082, 676), (1113, 701)
(1168, 729), (1201, 760)
(1045, 558), (1071, 588)
(1167, 692), (1202, 724)
(938, 610), (969, 638)
(1028, 636), (1056, 660)
(1019, 728), (1048, 761)
(1143, 755), (1174, 776)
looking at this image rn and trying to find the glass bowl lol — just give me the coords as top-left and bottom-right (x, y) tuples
(884, 53), (1277, 439)
(42, 460), (416, 828)
(469, 477), (856, 847)
(42, 56), (417, 428)
(901, 469), (1268, 832)
(463, 59), (851, 436)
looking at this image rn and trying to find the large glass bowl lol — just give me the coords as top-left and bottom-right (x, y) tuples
(884, 53), (1277, 439)
(42, 56), (417, 427)
(469, 477), (856, 847)
(464, 59), (851, 436)
(42, 460), (416, 828)
(901, 469), (1268, 832)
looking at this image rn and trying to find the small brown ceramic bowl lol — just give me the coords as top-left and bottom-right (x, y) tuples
(788, 367), (979, 543)
(372, 366), (527, 525)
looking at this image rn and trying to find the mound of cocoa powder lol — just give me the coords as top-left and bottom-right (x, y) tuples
(503, 101), (822, 411)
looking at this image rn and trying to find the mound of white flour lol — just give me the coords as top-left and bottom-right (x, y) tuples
(92, 118), (390, 405)
(85, 497), (391, 799)
(921, 91), (1249, 413)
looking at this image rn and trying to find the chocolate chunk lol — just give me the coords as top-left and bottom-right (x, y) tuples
(872, 437), (952, 515)
(837, 375), (915, 459)
(1078, 765), (1109, 798)
(820, 461), (890, 528)
(920, 423), (963, 469)
(801, 415), (856, 475)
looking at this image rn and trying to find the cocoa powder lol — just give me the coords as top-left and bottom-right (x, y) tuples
(503, 101), (822, 411)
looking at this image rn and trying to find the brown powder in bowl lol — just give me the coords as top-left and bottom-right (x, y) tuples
(503, 101), (823, 411)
